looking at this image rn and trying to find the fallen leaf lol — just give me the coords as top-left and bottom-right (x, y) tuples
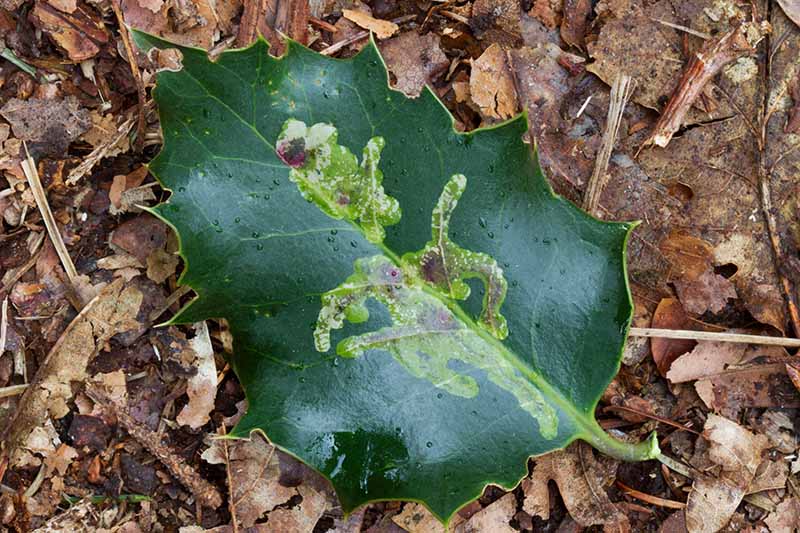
(176, 322), (216, 429)
(392, 503), (446, 533)
(342, 9), (398, 39)
(764, 497), (800, 533)
(261, 484), (328, 532)
(666, 340), (746, 384)
(109, 165), (149, 213)
(693, 360), (800, 417)
(30, 0), (109, 61)
(202, 434), (295, 527)
(146, 248), (179, 283)
(685, 414), (769, 533)
(651, 298), (696, 376)
(0, 96), (91, 157)
(470, 0), (523, 47)
(110, 214), (169, 264)
(777, 0), (800, 29)
(560, 0), (591, 48)
(523, 442), (629, 530)
(456, 493), (516, 533)
(379, 32), (449, 97)
(2, 279), (142, 467)
(470, 44), (519, 121)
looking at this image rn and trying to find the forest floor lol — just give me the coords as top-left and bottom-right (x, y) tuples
(1, 0), (800, 531)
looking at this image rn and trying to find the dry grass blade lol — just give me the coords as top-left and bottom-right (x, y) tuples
(616, 481), (686, 509)
(583, 73), (634, 216)
(21, 143), (78, 282)
(629, 327), (800, 347)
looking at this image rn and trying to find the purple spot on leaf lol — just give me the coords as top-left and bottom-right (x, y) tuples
(276, 138), (306, 167)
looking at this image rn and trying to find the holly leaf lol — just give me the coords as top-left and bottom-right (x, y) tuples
(134, 33), (659, 523)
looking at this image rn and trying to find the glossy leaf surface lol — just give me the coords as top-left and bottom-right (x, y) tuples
(135, 33), (658, 523)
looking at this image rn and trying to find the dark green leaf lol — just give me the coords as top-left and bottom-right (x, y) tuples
(134, 33), (658, 523)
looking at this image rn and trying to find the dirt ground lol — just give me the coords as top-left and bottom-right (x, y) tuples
(1, 0), (800, 531)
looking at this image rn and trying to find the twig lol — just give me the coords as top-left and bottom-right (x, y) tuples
(755, 26), (800, 336)
(219, 424), (239, 533)
(616, 481), (686, 509)
(642, 22), (767, 149)
(629, 327), (800, 347)
(21, 144), (78, 282)
(0, 384), (27, 399)
(67, 116), (135, 185)
(651, 18), (711, 40)
(319, 14), (416, 56)
(86, 383), (223, 509)
(309, 16), (338, 33)
(109, 0), (146, 151)
(583, 73), (634, 216)
(0, 297), (7, 355)
(603, 405), (700, 435)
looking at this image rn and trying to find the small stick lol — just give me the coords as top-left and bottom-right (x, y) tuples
(0, 297), (7, 355)
(629, 327), (800, 347)
(309, 16), (338, 33)
(651, 18), (711, 40)
(219, 424), (240, 533)
(642, 22), (767, 149)
(583, 73), (634, 216)
(0, 384), (27, 399)
(604, 405), (700, 435)
(21, 145), (78, 282)
(149, 284), (193, 323)
(616, 481), (686, 509)
(109, 0), (146, 151)
(0, 232), (45, 296)
(86, 384), (223, 509)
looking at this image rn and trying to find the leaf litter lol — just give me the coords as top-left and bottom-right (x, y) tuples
(0, 0), (800, 531)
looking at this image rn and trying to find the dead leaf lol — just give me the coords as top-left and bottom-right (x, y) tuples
(379, 32), (449, 97)
(0, 96), (91, 158)
(470, 44), (518, 121)
(685, 414), (769, 533)
(176, 322), (216, 429)
(560, 0), (591, 48)
(109, 166), (149, 213)
(202, 434), (295, 527)
(392, 503), (446, 533)
(2, 279), (142, 466)
(30, 0), (109, 61)
(777, 0), (800, 29)
(693, 360), (800, 417)
(262, 484), (328, 532)
(666, 340), (746, 384)
(764, 497), (800, 533)
(471, 0), (523, 47)
(651, 298), (696, 376)
(342, 9), (397, 39)
(523, 442), (629, 530)
(455, 493), (516, 533)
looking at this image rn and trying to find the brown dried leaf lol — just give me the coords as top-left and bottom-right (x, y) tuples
(651, 298), (696, 377)
(30, 0), (109, 61)
(470, 0), (523, 47)
(470, 44), (518, 121)
(455, 493), (516, 533)
(2, 279), (143, 466)
(777, 0), (800, 29)
(685, 414), (769, 533)
(523, 442), (629, 530)
(176, 322), (216, 429)
(560, 0), (591, 48)
(202, 434), (295, 527)
(0, 96), (91, 158)
(666, 340), (746, 384)
(392, 503), (450, 533)
(764, 497), (800, 533)
(379, 32), (449, 97)
(342, 9), (398, 39)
